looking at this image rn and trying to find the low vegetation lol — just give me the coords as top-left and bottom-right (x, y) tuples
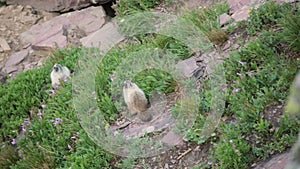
(0, 1), (299, 168)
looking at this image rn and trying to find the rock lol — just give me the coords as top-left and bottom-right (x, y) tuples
(182, 0), (216, 10)
(5, 50), (28, 67)
(175, 56), (199, 78)
(219, 13), (232, 26)
(39, 11), (60, 23)
(227, 0), (252, 14)
(31, 33), (67, 51)
(21, 6), (106, 50)
(255, 151), (290, 169)
(0, 38), (11, 52)
(276, 0), (295, 4)
(6, 0), (112, 12)
(81, 21), (125, 52)
(162, 130), (183, 146)
(62, 24), (87, 47)
(233, 43), (240, 49)
(3, 66), (18, 74)
(222, 41), (231, 51)
(286, 131), (300, 169)
(231, 6), (251, 22)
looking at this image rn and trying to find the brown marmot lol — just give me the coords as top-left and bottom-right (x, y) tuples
(50, 63), (70, 88)
(123, 80), (152, 122)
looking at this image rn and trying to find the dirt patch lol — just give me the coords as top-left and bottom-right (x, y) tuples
(0, 4), (58, 75)
(111, 142), (213, 168)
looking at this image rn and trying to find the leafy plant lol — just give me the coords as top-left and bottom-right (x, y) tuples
(0, 144), (19, 169)
(280, 9), (300, 51)
(246, 2), (292, 35)
(215, 124), (253, 169)
(114, 0), (161, 16)
(182, 3), (229, 45)
(133, 69), (177, 97)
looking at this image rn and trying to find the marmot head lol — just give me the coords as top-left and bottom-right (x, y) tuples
(123, 80), (134, 88)
(52, 64), (63, 72)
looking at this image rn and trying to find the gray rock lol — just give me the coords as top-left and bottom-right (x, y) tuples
(231, 5), (251, 22)
(161, 130), (183, 146)
(0, 38), (11, 52)
(286, 132), (300, 169)
(255, 151), (290, 169)
(21, 6), (106, 50)
(219, 13), (232, 26)
(81, 21), (125, 52)
(222, 41), (231, 51)
(63, 24), (87, 47)
(276, 0), (295, 4)
(227, 0), (252, 14)
(175, 56), (199, 78)
(5, 50), (28, 67)
(3, 66), (18, 74)
(6, 0), (112, 12)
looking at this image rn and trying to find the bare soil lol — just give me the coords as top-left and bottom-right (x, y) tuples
(0, 3), (57, 70)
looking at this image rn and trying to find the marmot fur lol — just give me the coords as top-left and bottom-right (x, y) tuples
(50, 63), (70, 88)
(123, 80), (152, 122)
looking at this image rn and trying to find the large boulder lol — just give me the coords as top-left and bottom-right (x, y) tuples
(20, 6), (106, 50)
(5, 0), (112, 12)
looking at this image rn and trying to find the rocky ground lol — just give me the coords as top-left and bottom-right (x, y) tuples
(0, 0), (297, 168)
(0, 4), (58, 78)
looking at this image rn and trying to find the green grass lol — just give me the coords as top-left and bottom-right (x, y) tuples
(211, 3), (300, 168)
(95, 33), (194, 123)
(1, 1), (300, 168)
(114, 0), (161, 16)
(0, 48), (114, 168)
(182, 3), (229, 45)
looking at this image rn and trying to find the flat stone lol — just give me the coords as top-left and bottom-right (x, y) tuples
(0, 38), (11, 52)
(276, 0), (295, 4)
(175, 56), (198, 78)
(81, 21), (125, 52)
(227, 0), (252, 14)
(231, 6), (251, 22)
(5, 50), (29, 67)
(21, 6), (106, 50)
(254, 151), (290, 169)
(222, 41), (231, 51)
(31, 34), (67, 50)
(162, 130), (183, 146)
(219, 13), (232, 26)
(6, 0), (111, 12)
(233, 43), (240, 49)
(3, 66), (18, 74)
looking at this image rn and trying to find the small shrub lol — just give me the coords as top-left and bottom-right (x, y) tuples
(133, 69), (177, 97)
(0, 67), (51, 140)
(114, 0), (161, 16)
(280, 9), (300, 51)
(182, 3), (229, 36)
(215, 124), (253, 169)
(11, 142), (56, 169)
(208, 29), (229, 46)
(246, 2), (292, 35)
(0, 144), (19, 168)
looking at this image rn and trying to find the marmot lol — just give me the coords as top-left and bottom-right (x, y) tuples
(50, 63), (70, 88)
(123, 80), (152, 122)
